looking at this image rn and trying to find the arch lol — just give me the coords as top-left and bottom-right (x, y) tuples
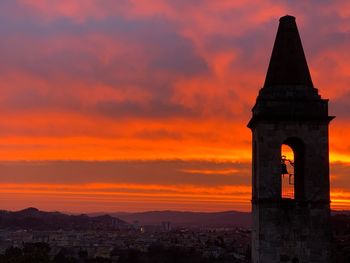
(281, 144), (294, 199)
(281, 137), (305, 201)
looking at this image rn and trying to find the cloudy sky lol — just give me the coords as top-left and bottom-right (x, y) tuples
(0, 0), (350, 212)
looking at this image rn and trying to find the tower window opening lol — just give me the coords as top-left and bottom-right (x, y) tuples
(281, 144), (295, 199)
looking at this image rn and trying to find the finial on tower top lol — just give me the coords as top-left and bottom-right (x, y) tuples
(263, 15), (313, 88)
(279, 15), (296, 22)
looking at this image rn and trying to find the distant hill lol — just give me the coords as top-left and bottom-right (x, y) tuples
(5, 208), (348, 231)
(0, 207), (129, 231)
(89, 210), (350, 229)
(90, 210), (252, 228)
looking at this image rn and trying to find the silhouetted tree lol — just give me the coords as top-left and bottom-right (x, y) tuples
(0, 243), (50, 263)
(53, 248), (77, 263)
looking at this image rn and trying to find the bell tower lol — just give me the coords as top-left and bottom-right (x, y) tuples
(248, 15), (334, 263)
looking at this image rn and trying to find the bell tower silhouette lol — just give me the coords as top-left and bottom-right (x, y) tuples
(248, 15), (334, 263)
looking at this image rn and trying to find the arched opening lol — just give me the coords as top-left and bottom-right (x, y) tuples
(281, 137), (305, 200)
(281, 144), (295, 199)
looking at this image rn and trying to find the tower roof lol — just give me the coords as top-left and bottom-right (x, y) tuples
(263, 15), (314, 88)
(247, 15), (334, 129)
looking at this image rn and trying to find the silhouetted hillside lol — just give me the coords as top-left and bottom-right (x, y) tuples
(0, 207), (129, 231)
(94, 210), (350, 229)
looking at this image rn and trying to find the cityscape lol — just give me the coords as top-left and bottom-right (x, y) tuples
(0, 208), (350, 262)
(0, 208), (251, 262)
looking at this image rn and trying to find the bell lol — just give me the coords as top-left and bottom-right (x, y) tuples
(281, 163), (289, 175)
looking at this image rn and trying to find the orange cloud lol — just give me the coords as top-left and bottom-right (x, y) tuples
(0, 1), (349, 212)
(180, 168), (240, 175)
(1, 182), (350, 212)
(0, 183), (251, 212)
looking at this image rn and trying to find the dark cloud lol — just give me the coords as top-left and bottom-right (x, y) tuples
(331, 162), (350, 189)
(3, 88), (81, 112)
(0, 15), (208, 78)
(330, 93), (350, 120)
(0, 160), (251, 186)
(134, 129), (183, 140)
(0, 12), (210, 121)
(93, 99), (198, 120)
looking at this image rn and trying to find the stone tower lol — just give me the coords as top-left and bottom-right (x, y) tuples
(248, 15), (334, 263)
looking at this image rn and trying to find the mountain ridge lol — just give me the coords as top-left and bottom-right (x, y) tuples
(3, 208), (349, 230)
(89, 210), (252, 228)
(0, 207), (129, 231)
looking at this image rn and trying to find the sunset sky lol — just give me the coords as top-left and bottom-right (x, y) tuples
(1, 0), (350, 212)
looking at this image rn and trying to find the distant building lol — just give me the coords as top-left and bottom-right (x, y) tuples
(32, 231), (50, 243)
(133, 220), (140, 230)
(161, 221), (171, 232)
(248, 15), (334, 263)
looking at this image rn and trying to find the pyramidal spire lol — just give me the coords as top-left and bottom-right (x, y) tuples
(263, 15), (314, 88)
